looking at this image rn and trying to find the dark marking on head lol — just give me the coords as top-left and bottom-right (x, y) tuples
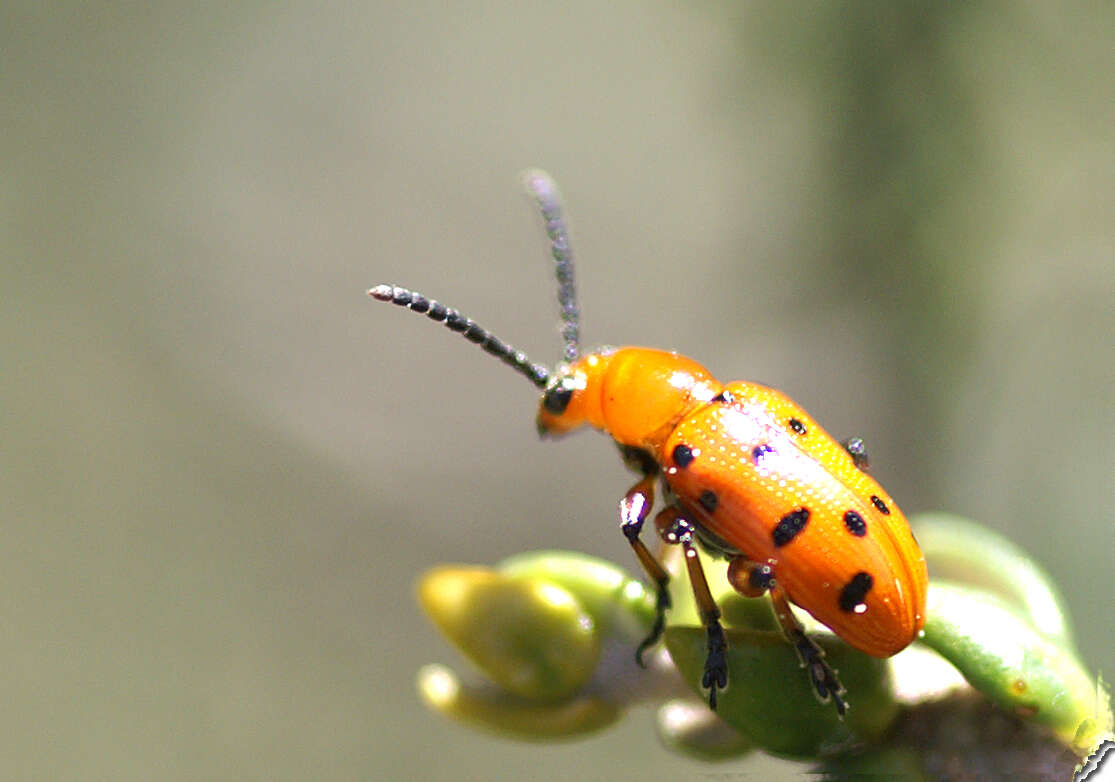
(699, 490), (718, 513)
(772, 507), (810, 547)
(672, 444), (694, 468)
(839, 572), (874, 612)
(711, 389), (736, 404)
(751, 443), (774, 464)
(542, 378), (575, 415)
(841, 437), (870, 470)
(843, 509), (867, 537)
(870, 495), (891, 515)
(788, 418), (807, 435)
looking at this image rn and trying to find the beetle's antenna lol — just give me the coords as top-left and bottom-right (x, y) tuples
(522, 169), (580, 363)
(368, 284), (550, 389)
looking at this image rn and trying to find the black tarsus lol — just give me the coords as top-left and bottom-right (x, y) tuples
(702, 620), (728, 710)
(792, 633), (848, 717)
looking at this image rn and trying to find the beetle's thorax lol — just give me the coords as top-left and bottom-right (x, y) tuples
(536, 347), (722, 450)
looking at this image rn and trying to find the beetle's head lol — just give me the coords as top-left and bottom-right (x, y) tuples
(536, 347), (719, 448)
(536, 351), (612, 438)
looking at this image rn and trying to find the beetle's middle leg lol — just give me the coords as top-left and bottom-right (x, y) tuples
(727, 556), (847, 716)
(655, 504), (728, 710)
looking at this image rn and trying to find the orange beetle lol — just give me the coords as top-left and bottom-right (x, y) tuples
(371, 171), (928, 714)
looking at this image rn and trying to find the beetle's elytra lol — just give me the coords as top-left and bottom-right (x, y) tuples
(371, 171), (928, 714)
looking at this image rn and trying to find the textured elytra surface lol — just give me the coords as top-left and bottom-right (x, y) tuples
(662, 380), (927, 657)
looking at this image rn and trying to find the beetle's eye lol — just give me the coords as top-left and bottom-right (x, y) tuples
(543, 377), (576, 414)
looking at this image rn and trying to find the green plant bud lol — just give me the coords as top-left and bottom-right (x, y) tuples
(665, 626), (898, 758)
(417, 566), (600, 702)
(497, 550), (656, 641)
(416, 664), (621, 740)
(919, 580), (1112, 756)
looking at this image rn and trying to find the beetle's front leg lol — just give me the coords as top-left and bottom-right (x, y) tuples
(619, 471), (672, 666)
(655, 505), (728, 710)
(727, 557), (847, 716)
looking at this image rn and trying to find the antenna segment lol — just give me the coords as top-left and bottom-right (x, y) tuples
(368, 284), (550, 389)
(370, 170), (584, 387)
(522, 169), (580, 363)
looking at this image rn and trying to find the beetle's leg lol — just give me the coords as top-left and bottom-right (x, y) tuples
(619, 470), (671, 666)
(656, 505), (728, 710)
(840, 437), (870, 471)
(727, 557), (847, 716)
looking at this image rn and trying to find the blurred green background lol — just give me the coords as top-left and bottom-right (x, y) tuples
(2, 2), (1111, 779)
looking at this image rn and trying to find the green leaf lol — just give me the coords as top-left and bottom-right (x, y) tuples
(665, 626), (897, 758)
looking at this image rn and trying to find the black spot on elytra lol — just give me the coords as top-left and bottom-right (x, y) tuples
(788, 418), (807, 435)
(871, 495), (891, 515)
(772, 508), (810, 547)
(839, 572), (874, 612)
(751, 443), (774, 464)
(672, 444), (694, 468)
(699, 490), (718, 513)
(843, 510), (867, 537)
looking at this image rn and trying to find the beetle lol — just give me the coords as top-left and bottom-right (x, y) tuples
(370, 170), (928, 714)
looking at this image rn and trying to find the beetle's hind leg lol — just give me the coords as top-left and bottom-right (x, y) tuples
(727, 557), (847, 716)
(656, 505), (728, 710)
(619, 466), (671, 666)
